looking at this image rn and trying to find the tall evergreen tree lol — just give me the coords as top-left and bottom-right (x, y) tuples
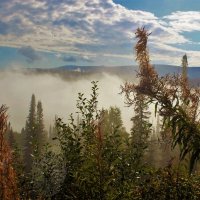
(146, 130), (160, 167)
(130, 93), (151, 166)
(36, 101), (45, 152)
(24, 94), (37, 172)
(6, 122), (16, 149)
(182, 54), (188, 81)
(101, 106), (128, 140)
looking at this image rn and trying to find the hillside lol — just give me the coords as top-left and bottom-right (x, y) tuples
(43, 64), (200, 81)
(5, 64), (200, 83)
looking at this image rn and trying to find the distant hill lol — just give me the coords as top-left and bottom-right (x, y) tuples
(56, 64), (200, 79)
(154, 64), (200, 79)
(12, 64), (200, 82)
(29, 65), (137, 81)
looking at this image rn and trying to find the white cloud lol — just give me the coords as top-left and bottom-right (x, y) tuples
(0, 0), (200, 65)
(164, 11), (200, 32)
(0, 1), (162, 49)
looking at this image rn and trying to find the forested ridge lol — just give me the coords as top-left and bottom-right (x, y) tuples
(0, 28), (200, 199)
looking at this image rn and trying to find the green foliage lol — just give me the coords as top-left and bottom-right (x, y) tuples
(4, 79), (200, 199)
(24, 94), (47, 172)
(122, 27), (200, 174)
(53, 81), (144, 199)
(31, 144), (65, 199)
(55, 81), (101, 199)
(24, 94), (37, 171)
(7, 28), (200, 198)
(36, 101), (46, 152)
(130, 93), (151, 167)
(132, 168), (200, 200)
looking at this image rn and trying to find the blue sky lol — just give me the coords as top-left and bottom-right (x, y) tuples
(0, 0), (200, 68)
(114, 0), (200, 17)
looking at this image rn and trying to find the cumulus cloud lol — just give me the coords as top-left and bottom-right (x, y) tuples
(18, 46), (41, 63)
(163, 11), (200, 32)
(0, 0), (199, 65)
(0, 1), (170, 48)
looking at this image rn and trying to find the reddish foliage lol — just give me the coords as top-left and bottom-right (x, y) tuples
(0, 105), (19, 200)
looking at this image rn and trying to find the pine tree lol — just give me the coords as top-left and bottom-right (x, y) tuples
(101, 106), (128, 140)
(182, 54), (188, 81)
(146, 130), (160, 167)
(24, 94), (37, 172)
(36, 101), (45, 153)
(6, 122), (16, 149)
(130, 93), (151, 166)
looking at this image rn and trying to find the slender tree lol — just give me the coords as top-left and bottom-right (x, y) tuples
(146, 131), (160, 167)
(6, 122), (16, 149)
(182, 54), (188, 81)
(101, 106), (128, 140)
(130, 93), (151, 167)
(24, 94), (37, 172)
(36, 101), (45, 153)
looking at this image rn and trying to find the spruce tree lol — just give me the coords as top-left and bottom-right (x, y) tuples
(130, 93), (151, 166)
(182, 54), (188, 81)
(146, 130), (160, 167)
(6, 122), (16, 149)
(101, 106), (128, 140)
(24, 94), (37, 172)
(36, 101), (45, 153)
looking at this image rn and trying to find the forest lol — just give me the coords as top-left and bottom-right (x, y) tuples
(1, 28), (200, 200)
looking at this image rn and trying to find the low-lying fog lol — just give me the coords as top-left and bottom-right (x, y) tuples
(1, 69), (134, 133)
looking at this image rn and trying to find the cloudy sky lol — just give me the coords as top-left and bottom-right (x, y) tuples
(1, 0), (200, 68)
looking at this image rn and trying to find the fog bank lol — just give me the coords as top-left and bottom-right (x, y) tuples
(0, 69), (133, 132)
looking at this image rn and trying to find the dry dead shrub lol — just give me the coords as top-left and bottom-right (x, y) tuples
(121, 27), (200, 173)
(0, 105), (19, 200)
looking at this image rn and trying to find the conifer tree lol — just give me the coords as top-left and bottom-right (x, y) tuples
(182, 54), (188, 81)
(24, 94), (37, 172)
(101, 106), (128, 140)
(6, 122), (16, 149)
(146, 131), (160, 167)
(130, 93), (151, 166)
(36, 101), (45, 152)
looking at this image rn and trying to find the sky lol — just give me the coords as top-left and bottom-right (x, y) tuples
(0, 0), (200, 68)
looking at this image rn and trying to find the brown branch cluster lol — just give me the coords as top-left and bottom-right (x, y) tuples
(0, 105), (19, 200)
(121, 27), (200, 173)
